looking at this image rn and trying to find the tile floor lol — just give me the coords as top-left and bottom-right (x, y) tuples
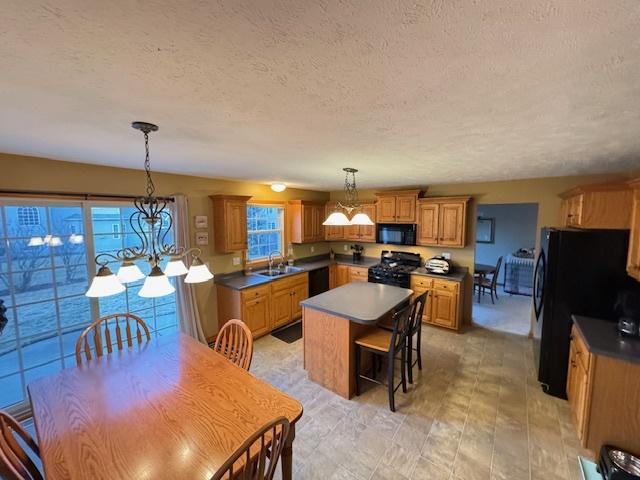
(472, 287), (532, 336)
(251, 324), (591, 480)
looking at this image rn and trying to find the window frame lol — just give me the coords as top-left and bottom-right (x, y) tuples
(246, 202), (286, 264)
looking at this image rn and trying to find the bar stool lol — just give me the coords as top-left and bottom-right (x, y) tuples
(354, 303), (412, 412)
(407, 291), (428, 384)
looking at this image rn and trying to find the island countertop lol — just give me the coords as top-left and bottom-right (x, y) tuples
(300, 282), (413, 325)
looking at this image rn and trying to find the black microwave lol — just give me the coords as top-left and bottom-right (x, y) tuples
(376, 224), (417, 246)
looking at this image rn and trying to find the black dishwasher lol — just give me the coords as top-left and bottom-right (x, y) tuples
(308, 267), (330, 297)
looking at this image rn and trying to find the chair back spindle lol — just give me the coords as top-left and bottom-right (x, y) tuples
(75, 313), (151, 366)
(214, 319), (254, 371)
(0, 411), (42, 480)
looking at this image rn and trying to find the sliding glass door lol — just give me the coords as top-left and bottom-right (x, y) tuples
(0, 200), (177, 415)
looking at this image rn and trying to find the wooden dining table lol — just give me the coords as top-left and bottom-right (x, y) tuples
(474, 263), (496, 302)
(28, 333), (303, 480)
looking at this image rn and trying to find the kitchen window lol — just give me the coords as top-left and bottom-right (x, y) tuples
(0, 200), (178, 417)
(246, 204), (284, 262)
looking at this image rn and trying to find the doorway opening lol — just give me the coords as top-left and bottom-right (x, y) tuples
(472, 203), (538, 336)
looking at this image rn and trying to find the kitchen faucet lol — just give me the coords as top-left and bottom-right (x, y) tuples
(268, 251), (284, 272)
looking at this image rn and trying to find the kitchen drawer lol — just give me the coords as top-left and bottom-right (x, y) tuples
(433, 279), (459, 292)
(571, 325), (592, 372)
(241, 284), (271, 300)
(270, 272), (308, 293)
(349, 266), (369, 281)
(410, 276), (433, 289)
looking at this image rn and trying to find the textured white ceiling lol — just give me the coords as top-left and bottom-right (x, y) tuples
(1, 1), (639, 190)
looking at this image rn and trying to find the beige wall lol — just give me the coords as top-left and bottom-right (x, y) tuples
(330, 173), (632, 331)
(0, 153), (329, 338)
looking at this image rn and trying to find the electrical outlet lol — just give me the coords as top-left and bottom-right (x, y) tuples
(343, 244), (348, 251)
(442, 252), (451, 260)
(232, 257), (241, 266)
(310, 246), (315, 253)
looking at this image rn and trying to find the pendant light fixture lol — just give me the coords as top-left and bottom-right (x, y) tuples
(323, 168), (374, 226)
(85, 122), (214, 298)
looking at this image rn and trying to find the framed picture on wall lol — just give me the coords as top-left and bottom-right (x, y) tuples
(476, 217), (495, 244)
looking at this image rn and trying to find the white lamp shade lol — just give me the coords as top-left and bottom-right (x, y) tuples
(323, 211), (351, 226)
(165, 258), (189, 277)
(270, 183), (287, 192)
(185, 262), (214, 284)
(350, 212), (375, 226)
(138, 267), (175, 298)
(117, 262), (145, 283)
(27, 237), (44, 247)
(69, 233), (84, 244)
(48, 236), (63, 247)
(86, 266), (126, 297)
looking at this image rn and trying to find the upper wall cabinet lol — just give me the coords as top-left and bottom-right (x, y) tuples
(417, 197), (470, 248)
(559, 183), (632, 229)
(289, 200), (325, 243)
(375, 190), (420, 223)
(627, 178), (640, 281)
(210, 195), (252, 253)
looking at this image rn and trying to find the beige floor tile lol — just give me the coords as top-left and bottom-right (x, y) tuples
(411, 456), (451, 480)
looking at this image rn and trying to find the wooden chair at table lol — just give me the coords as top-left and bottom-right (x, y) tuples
(354, 303), (412, 412)
(214, 319), (254, 371)
(75, 313), (151, 366)
(406, 291), (428, 385)
(0, 410), (43, 480)
(210, 416), (290, 480)
(474, 256), (503, 304)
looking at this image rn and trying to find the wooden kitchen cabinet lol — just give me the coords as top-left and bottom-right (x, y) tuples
(559, 182), (632, 229)
(417, 197), (469, 248)
(289, 200), (325, 243)
(409, 276), (463, 331)
(210, 195), (252, 253)
(375, 190), (420, 223)
(566, 323), (640, 455)
(348, 266), (369, 283)
(216, 272), (308, 338)
(335, 264), (351, 287)
(342, 204), (377, 242)
(626, 179), (640, 281)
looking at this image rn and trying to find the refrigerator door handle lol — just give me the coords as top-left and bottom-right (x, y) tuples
(533, 250), (546, 321)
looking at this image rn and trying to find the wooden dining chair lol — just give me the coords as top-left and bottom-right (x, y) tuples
(354, 303), (412, 412)
(475, 256), (503, 304)
(210, 416), (290, 480)
(0, 411), (43, 480)
(214, 319), (254, 371)
(75, 313), (151, 366)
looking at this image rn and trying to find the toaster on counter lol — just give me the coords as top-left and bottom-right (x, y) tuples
(424, 256), (451, 275)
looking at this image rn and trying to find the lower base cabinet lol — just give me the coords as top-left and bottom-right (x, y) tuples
(566, 325), (640, 455)
(409, 275), (464, 331)
(217, 272), (309, 338)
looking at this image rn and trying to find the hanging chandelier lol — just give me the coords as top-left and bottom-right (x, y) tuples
(323, 168), (374, 227)
(85, 122), (213, 298)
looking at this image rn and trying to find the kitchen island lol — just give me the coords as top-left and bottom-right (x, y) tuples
(301, 282), (413, 398)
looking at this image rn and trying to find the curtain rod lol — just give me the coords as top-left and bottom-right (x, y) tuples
(0, 189), (175, 202)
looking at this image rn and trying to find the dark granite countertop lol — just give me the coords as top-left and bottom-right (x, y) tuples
(300, 282), (413, 325)
(572, 315), (640, 365)
(215, 254), (378, 291)
(410, 266), (468, 282)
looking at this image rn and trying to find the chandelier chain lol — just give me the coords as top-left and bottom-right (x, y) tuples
(144, 132), (156, 197)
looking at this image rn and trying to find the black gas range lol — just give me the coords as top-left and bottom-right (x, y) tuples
(368, 251), (421, 288)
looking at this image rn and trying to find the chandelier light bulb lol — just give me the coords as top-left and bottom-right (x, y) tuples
(117, 260), (145, 284)
(185, 257), (214, 283)
(138, 265), (175, 298)
(85, 265), (126, 298)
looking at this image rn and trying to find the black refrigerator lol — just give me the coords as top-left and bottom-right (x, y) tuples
(533, 227), (630, 399)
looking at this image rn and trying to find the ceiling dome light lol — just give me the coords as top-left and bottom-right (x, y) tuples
(350, 212), (375, 226)
(86, 265), (126, 298)
(116, 260), (145, 284)
(323, 210), (351, 226)
(185, 257), (214, 283)
(271, 183), (287, 193)
(139, 266), (175, 298)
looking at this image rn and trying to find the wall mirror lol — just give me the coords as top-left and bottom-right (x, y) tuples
(476, 217), (495, 244)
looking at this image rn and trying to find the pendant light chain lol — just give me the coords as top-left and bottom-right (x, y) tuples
(143, 131), (156, 197)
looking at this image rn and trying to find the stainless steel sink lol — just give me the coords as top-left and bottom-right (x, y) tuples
(252, 266), (303, 277)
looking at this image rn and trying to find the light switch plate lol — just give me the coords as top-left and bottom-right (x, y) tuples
(195, 231), (209, 245)
(194, 215), (208, 229)
(343, 244), (348, 251)
(310, 246), (315, 253)
(232, 257), (241, 266)
(442, 252), (451, 260)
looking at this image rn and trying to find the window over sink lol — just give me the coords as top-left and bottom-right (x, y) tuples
(247, 204), (284, 262)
